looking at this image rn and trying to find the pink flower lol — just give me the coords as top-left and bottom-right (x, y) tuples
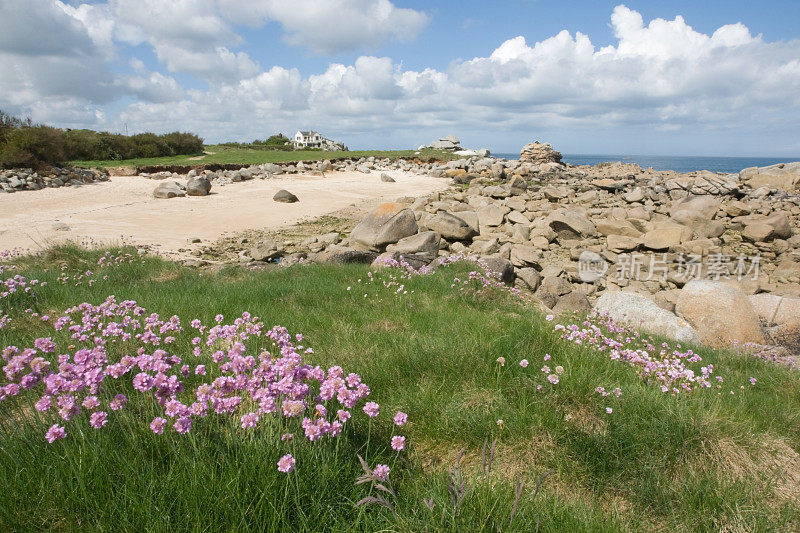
(547, 374), (559, 385)
(277, 454), (295, 473)
(45, 424), (66, 443)
(393, 411), (408, 426)
(519, 359), (529, 368)
(110, 394), (127, 411)
(373, 464), (390, 480)
(749, 377), (757, 385)
(241, 412), (259, 428)
(35, 396), (51, 411)
(82, 396), (100, 409)
(150, 417), (167, 434)
(605, 407), (613, 414)
(363, 401), (379, 418)
(89, 411), (108, 428)
(391, 435), (406, 451)
(174, 416), (192, 435)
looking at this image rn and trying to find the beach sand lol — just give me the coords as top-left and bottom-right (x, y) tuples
(0, 170), (450, 257)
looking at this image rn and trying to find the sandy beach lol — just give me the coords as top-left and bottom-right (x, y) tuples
(0, 170), (450, 256)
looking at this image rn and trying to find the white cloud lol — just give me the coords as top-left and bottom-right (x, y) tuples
(1, 4), (800, 153)
(250, 0), (430, 55)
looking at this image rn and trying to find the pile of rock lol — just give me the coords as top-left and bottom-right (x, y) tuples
(0, 167), (109, 193)
(205, 144), (800, 354)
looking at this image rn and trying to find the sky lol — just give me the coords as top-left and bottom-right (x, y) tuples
(1, 0), (799, 156)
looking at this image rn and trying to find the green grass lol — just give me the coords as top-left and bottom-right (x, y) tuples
(70, 145), (457, 168)
(2, 245), (800, 531)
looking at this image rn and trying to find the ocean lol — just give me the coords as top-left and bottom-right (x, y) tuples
(491, 153), (800, 174)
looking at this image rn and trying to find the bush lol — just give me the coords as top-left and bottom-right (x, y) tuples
(0, 125), (65, 168)
(0, 109), (205, 168)
(161, 131), (204, 155)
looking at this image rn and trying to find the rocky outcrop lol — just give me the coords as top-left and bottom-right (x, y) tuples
(425, 134), (462, 151)
(740, 162), (800, 191)
(519, 142), (563, 166)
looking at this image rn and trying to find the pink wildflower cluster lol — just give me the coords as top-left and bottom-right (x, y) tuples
(555, 313), (716, 394)
(1, 296), (406, 472)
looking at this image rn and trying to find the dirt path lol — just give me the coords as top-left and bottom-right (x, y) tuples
(0, 170), (450, 258)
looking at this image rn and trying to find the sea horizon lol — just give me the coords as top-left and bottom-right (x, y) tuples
(491, 153), (800, 174)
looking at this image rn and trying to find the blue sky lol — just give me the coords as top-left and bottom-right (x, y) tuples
(1, 1), (799, 156)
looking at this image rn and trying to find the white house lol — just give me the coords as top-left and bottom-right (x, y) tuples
(293, 131), (323, 148)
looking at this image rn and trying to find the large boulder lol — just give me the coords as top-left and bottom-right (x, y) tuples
(153, 181), (185, 199)
(350, 203), (418, 251)
(594, 292), (700, 344)
(520, 142), (563, 165)
(675, 281), (767, 348)
(186, 176), (212, 196)
(427, 211), (478, 241)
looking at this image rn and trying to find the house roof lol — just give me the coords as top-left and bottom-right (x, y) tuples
(298, 130), (317, 136)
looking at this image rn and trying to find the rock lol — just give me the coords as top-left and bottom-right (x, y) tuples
(351, 203), (418, 251)
(186, 176), (212, 196)
(427, 211), (478, 241)
(597, 219), (642, 238)
(742, 223), (775, 243)
(749, 293), (800, 352)
(386, 231), (440, 257)
(542, 185), (569, 201)
(675, 280), (767, 348)
(547, 211), (597, 240)
(509, 244), (542, 268)
(516, 267), (542, 291)
(249, 240), (281, 261)
(480, 257), (515, 284)
(273, 190), (299, 203)
(317, 249), (379, 264)
(520, 142), (563, 165)
(607, 234), (640, 252)
(622, 188), (645, 203)
(642, 227), (683, 251)
(670, 195), (720, 220)
(594, 292), (700, 344)
(739, 162), (800, 191)
(725, 201), (751, 217)
(153, 181), (185, 199)
(762, 212), (792, 239)
(380, 173), (395, 183)
(477, 205), (509, 227)
(552, 291), (592, 315)
(357, 164), (371, 174)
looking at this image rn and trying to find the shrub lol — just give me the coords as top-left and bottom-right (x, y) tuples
(161, 131), (204, 155)
(0, 109), (205, 166)
(0, 125), (65, 168)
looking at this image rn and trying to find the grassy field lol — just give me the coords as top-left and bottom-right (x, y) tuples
(70, 146), (457, 168)
(2, 246), (800, 531)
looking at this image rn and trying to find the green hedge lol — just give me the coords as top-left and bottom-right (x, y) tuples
(0, 110), (204, 168)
